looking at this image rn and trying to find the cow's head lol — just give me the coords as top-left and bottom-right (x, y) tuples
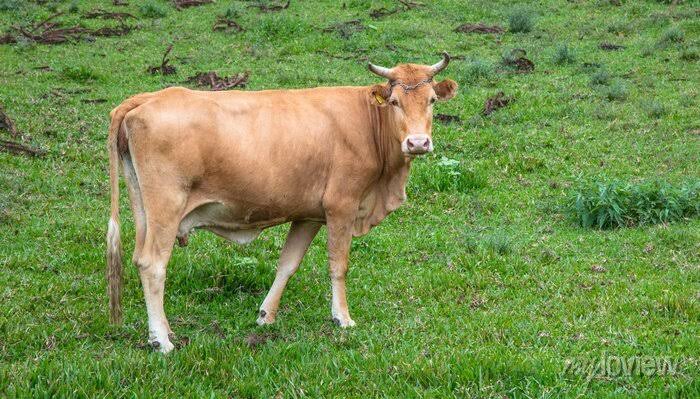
(368, 52), (458, 156)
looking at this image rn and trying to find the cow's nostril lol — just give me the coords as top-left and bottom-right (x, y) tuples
(407, 139), (415, 148)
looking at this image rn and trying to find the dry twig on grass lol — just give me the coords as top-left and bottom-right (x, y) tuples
(147, 45), (177, 75)
(249, 0), (290, 12)
(455, 23), (505, 34)
(186, 71), (250, 91)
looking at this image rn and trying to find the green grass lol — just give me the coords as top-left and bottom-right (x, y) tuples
(573, 180), (700, 229)
(1, 0), (700, 397)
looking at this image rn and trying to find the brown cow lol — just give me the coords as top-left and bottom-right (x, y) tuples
(107, 53), (457, 352)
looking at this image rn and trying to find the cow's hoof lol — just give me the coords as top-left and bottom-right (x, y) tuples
(332, 316), (356, 328)
(256, 309), (275, 326)
(150, 339), (175, 354)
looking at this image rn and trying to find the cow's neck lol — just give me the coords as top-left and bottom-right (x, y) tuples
(351, 101), (411, 236)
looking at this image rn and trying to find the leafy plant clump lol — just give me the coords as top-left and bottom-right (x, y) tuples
(140, 2), (168, 19)
(465, 60), (494, 83)
(659, 26), (684, 44)
(604, 79), (628, 101)
(643, 100), (667, 118)
(410, 156), (487, 194)
(508, 8), (534, 33)
(553, 44), (575, 65)
(573, 180), (700, 229)
(590, 68), (611, 86)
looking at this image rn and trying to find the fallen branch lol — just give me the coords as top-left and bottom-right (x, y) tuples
(0, 139), (45, 157)
(173, 0), (214, 10)
(186, 71), (249, 91)
(455, 23), (504, 34)
(0, 105), (21, 139)
(213, 16), (244, 33)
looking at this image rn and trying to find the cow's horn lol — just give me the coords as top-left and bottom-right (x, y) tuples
(430, 52), (450, 76)
(368, 62), (394, 79)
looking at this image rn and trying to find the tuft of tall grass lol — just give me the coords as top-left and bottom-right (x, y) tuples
(604, 79), (628, 101)
(553, 44), (575, 65)
(508, 8), (534, 33)
(464, 60), (494, 83)
(60, 66), (101, 82)
(224, 4), (244, 19)
(643, 100), (667, 118)
(660, 26), (684, 44)
(140, 2), (168, 19)
(590, 68), (611, 86)
(482, 233), (512, 255)
(679, 46), (699, 61)
(0, 0), (22, 11)
(573, 180), (700, 229)
(410, 156), (488, 194)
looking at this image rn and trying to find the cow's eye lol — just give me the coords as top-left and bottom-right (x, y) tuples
(389, 99), (399, 107)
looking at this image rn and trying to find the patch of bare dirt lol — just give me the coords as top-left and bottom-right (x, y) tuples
(369, 0), (422, 19)
(84, 8), (135, 21)
(249, 0), (290, 12)
(323, 20), (365, 39)
(599, 42), (625, 51)
(0, 12), (134, 45)
(186, 71), (250, 90)
(369, 7), (398, 19)
(455, 23), (504, 34)
(397, 0), (423, 9)
(482, 91), (513, 116)
(435, 114), (461, 124)
(245, 332), (278, 349)
(502, 49), (534, 73)
(173, 0), (214, 10)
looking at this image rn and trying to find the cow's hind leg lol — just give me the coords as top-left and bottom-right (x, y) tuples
(122, 154), (147, 263)
(258, 221), (321, 325)
(134, 191), (186, 353)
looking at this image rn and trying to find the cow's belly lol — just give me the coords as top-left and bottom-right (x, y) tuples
(177, 201), (321, 244)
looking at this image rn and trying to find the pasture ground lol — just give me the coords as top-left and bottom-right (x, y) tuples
(1, 0), (698, 397)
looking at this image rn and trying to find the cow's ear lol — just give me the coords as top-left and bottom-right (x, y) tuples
(370, 84), (390, 107)
(434, 79), (458, 101)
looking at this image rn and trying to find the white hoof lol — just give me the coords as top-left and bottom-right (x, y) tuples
(151, 339), (175, 354)
(256, 309), (275, 326)
(332, 316), (356, 328)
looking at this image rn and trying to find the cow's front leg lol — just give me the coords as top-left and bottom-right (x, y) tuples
(258, 221), (321, 325)
(326, 214), (356, 327)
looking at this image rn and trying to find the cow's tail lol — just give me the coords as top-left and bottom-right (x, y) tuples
(106, 94), (151, 325)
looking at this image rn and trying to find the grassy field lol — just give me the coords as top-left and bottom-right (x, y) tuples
(1, 0), (699, 397)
